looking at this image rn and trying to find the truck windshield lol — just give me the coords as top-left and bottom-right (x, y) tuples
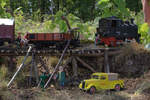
(92, 75), (99, 79)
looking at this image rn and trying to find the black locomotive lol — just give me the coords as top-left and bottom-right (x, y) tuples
(95, 16), (140, 46)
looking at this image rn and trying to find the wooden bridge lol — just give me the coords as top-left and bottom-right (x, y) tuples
(1, 45), (121, 88)
(0, 46), (120, 57)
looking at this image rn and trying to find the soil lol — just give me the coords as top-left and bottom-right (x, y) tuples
(1, 84), (150, 100)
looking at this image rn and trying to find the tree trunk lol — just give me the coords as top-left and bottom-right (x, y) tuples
(142, 0), (150, 26)
(7, 56), (16, 72)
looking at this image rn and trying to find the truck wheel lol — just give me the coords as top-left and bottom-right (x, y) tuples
(89, 86), (96, 94)
(115, 84), (121, 91)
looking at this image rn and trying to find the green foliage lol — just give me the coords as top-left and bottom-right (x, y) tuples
(98, 0), (110, 4)
(54, 11), (68, 32)
(125, 0), (142, 13)
(14, 8), (24, 33)
(139, 23), (150, 44)
(0, 0), (11, 18)
(97, 0), (131, 19)
(32, 9), (41, 21)
(0, 0), (143, 21)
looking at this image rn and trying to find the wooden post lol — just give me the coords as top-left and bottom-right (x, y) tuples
(104, 48), (110, 73)
(7, 56), (16, 72)
(97, 58), (104, 72)
(7, 46), (32, 87)
(72, 57), (78, 77)
(32, 54), (39, 84)
(29, 62), (33, 86)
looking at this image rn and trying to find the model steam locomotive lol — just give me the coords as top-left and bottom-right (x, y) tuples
(95, 16), (140, 46)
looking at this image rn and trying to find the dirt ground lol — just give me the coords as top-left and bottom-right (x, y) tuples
(1, 70), (150, 100)
(0, 87), (136, 100)
(0, 80), (150, 100)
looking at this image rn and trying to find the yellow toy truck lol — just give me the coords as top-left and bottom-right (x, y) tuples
(79, 73), (124, 94)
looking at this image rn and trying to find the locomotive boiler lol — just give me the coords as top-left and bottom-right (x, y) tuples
(95, 16), (140, 46)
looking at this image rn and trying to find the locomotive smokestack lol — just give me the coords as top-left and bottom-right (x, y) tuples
(131, 18), (135, 24)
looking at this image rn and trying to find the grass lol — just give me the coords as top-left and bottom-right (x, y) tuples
(0, 64), (8, 80)
(135, 81), (150, 94)
(49, 57), (59, 68)
(0, 90), (15, 100)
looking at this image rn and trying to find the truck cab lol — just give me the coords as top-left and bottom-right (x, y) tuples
(79, 73), (124, 94)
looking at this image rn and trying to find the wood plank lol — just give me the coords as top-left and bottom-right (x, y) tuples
(72, 57), (78, 77)
(104, 49), (110, 73)
(76, 57), (96, 73)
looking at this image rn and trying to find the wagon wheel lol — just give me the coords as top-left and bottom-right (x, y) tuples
(115, 84), (121, 91)
(110, 41), (115, 47)
(89, 86), (96, 94)
(0, 41), (4, 46)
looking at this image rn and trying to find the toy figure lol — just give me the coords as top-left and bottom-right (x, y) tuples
(58, 66), (66, 89)
(40, 72), (51, 88)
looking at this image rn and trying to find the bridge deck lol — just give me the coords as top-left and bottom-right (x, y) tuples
(0, 47), (120, 57)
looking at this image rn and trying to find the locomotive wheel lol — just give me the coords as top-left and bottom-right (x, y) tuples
(56, 44), (64, 50)
(110, 41), (117, 47)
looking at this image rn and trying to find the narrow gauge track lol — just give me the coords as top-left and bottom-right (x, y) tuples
(0, 47), (120, 57)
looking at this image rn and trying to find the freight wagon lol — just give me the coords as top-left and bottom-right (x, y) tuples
(0, 18), (15, 46)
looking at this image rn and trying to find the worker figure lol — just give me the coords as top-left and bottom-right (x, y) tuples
(58, 66), (66, 89)
(23, 33), (29, 46)
(40, 72), (51, 89)
(16, 32), (21, 42)
(16, 32), (25, 47)
(95, 34), (100, 45)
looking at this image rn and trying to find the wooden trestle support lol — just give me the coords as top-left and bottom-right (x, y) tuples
(1, 45), (121, 88)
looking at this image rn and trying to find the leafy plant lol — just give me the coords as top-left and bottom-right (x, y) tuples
(0, 0), (11, 18)
(97, 0), (131, 19)
(138, 23), (150, 44)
